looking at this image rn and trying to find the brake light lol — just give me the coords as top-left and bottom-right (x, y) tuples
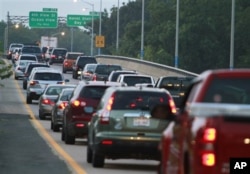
(202, 153), (215, 166)
(30, 80), (39, 86)
(76, 123), (85, 128)
(64, 61), (69, 66)
(100, 95), (115, 124)
(58, 102), (68, 109)
(92, 74), (97, 81)
(73, 100), (80, 107)
(169, 98), (177, 114)
(51, 55), (56, 59)
(101, 140), (113, 145)
(203, 128), (216, 142)
(42, 99), (55, 105)
(198, 127), (217, 167)
(72, 100), (86, 107)
(106, 96), (114, 111)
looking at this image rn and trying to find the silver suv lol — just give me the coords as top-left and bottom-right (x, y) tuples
(26, 69), (69, 104)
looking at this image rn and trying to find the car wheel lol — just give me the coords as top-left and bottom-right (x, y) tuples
(53, 123), (60, 132)
(72, 72), (76, 79)
(92, 150), (105, 168)
(49, 60), (53, 65)
(26, 95), (32, 104)
(39, 110), (46, 120)
(65, 127), (75, 144)
(61, 126), (65, 141)
(62, 68), (66, 73)
(14, 76), (18, 80)
(87, 145), (93, 163)
(50, 121), (53, 130)
(23, 82), (27, 90)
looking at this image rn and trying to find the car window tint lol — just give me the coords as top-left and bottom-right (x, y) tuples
(160, 77), (193, 92)
(34, 73), (63, 81)
(123, 76), (151, 86)
(20, 56), (37, 61)
(80, 86), (108, 99)
(203, 77), (250, 104)
(67, 54), (81, 59)
(112, 91), (169, 110)
(53, 50), (67, 55)
(78, 58), (97, 65)
(95, 65), (122, 75)
(22, 47), (41, 53)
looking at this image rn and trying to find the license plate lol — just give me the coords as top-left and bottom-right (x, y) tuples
(133, 117), (150, 126)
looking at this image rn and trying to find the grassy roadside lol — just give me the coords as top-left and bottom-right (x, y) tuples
(0, 57), (13, 85)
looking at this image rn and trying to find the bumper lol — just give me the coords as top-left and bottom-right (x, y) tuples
(93, 135), (161, 160)
(39, 104), (53, 116)
(67, 121), (89, 137)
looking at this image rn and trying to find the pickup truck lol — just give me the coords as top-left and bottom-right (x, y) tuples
(159, 69), (250, 174)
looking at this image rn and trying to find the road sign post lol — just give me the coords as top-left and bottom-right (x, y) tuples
(29, 11), (58, 28)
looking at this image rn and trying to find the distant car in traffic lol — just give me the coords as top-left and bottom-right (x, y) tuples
(62, 81), (124, 144)
(117, 74), (155, 86)
(14, 60), (37, 80)
(88, 64), (123, 81)
(48, 48), (68, 65)
(80, 63), (98, 81)
(26, 68), (69, 104)
(62, 52), (84, 73)
(51, 88), (75, 132)
(87, 86), (177, 168)
(107, 70), (137, 82)
(19, 45), (43, 62)
(38, 84), (75, 120)
(22, 62), (50, 89)
(72, 56), (97, 79)
(7, 43), (24, 59)
(154, 76), (194, 107)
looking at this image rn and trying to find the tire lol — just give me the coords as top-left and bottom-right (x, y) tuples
(87, 145), (93, 163)
(61, 126), (65, 141)
(62, 68), (66, 73)
(92, 150), (105, 168)
(39, 110), (46, 120)
(72, 72), (76, 79)
(26, 95), (32, 104)
(64, 126), (75, 144)
(53, 123), (60, 132)
(23, 81), (27, 90)
(50, 121), (53, 130)
(14, 76), (18, 80)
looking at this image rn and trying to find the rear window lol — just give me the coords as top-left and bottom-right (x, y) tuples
(34, 72), (63, 81)
(80, 86), (109, 99)
(22, 47), (41, 53)
(78, 57), (97, 66)
(67, 53), (82, 59)
(123, 76), (152, 86)
(27, 64), (50, 74)
(110, 72), (136, 82)
(159, 77), (193, 93)
(53, 49), (67, 55)
(20, 56), (37, 61)
(203, 77), (250, 104)
(112, 91), (169, 110)
(95, 65), (122, 75)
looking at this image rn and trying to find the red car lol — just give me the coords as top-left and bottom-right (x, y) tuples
(159, 69), (250, 174)
(61, 81), (124, 144)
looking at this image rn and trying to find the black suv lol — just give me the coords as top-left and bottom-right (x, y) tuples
(20, 45), (43, 62)
(72, 56), (97, 79)
(48, 48), (68, 65)
(90, 64), (123, 81)
(22, 62), (50, 89)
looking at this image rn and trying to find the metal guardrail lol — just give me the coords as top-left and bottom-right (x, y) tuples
(96, 55), (199, 80)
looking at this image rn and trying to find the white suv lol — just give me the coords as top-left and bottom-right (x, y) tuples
(26, 68), (69, 104)
(116, 74), (155, 87)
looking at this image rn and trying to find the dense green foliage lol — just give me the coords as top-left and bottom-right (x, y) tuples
(0, 0), (249, 73)
(0, 59), (12, 83)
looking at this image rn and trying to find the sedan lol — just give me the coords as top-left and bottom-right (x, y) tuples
(51, 87), (75, 132)
(38, 84), (76, 120)
(14, 60), (36, 80)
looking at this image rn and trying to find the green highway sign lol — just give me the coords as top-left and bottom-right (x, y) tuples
(43, 8), (58, 12)
(67, 15), (93, 27)
(29, 11), (58, 28)
(89, 11), (99, 17)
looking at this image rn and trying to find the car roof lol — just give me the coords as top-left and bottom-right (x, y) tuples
(105, 86), (169, 94)
(33, 68), (61, 73)
(78, 80), (124, 86)
(119, 74), (153, 78)
(46, 84), (76, 88)
(19, 54), (37, 57)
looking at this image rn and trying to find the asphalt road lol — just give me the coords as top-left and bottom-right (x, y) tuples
(0, 58), (159, 174)
(0, 72), (73, 174)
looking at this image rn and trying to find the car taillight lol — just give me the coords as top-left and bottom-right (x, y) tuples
(58, 102), (68, 109)
(72, 100), (86, 107)
(92, 74), (97, 81)
(101, 140), (113, 145)
(169, 97), (177, 114)
(100, 95), (114, 124)
(198, 127), (216, 167)
(64, 61), (69, 66)
(51, 55), (56, 58)
(42, 99), (55, 105)
(17, 67), (21, 70)
(30, 80), (39, 86)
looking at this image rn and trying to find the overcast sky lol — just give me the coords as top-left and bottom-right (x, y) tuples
(0, 0), (131, 21)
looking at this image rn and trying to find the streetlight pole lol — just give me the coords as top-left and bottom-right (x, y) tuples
(174, 0), (180, 68)
(230, 0), (235, 69)
(140, 0), (144, 60)
(98, 0), (102, 55)
(116, 0), (120, 53)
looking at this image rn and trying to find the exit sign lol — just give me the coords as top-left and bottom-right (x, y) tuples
(67, 15), (92, 27)
(29, 11), (58, 28)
